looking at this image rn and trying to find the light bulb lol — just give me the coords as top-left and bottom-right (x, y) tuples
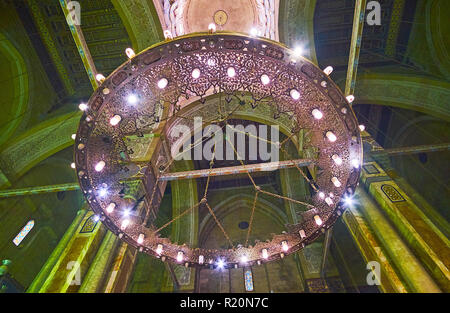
(331, 177), (342, 187)
(199, 255), (204, 264)
(95, 161), (105, 172)
(177, 251), (184, 263)
(359, 125), (366, 132)
(157, 78), (168, 89)
(344, 196), (354, 207)
(351, 159), (360, 168)
(319, 192), (325, 199)
(208, 23), (216, 33)
(326, 131), (337, 142)
(314, 215), (323, 226)
(240, 255), (248, 263)
(156, 244), (163, 255)
(110, 115), (121, 126)
(293, 46), (303, 57)
(98, 187), (108, 198)
(93, 215), (100, 222)
(325, 197), (333, 206)
(281, 240), (289, 252)
(216, 258), (225, 270)
(262, 248), (268, 259)
(250, 28), (258, 36)
(290, 89), (300, 100)
(312, 109), (323, 120)
(127, 94), (139, 105)
(192, 68), (200, 79)
(71, 134), (76, 140)
(71, 162), (76, 169)
(323, 66), (334, 75)
(125, 48), (135, 59)
(332, 154), (343, 165)
(227, 67), (236, 78)
(78, 103), (88, 111)
(163, 30), (172, 40)
(260, 74), (270, 85)
(106, 203), (115, 213)
(346, 95), (355, 103)
(137, 233), (144, 244)
(121, 219), (130, 230)
(96, 74), (105, 83)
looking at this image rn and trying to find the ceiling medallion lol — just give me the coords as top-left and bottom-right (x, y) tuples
(214, 10), (228, 26)
(74, 32), (362, 269)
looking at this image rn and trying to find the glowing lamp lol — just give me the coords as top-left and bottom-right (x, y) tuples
(177, 251), (184, 263)
(110, 115), (121, 126)
(78, 103), (88, 111)
(96, 74), (105, 83)
(326, 131), (337, 142)
(106, 203), (115, 213)
(323, 66), (334, 75)
(95, 161), (105, 172)
(157, 78), (168, 89)
(332, 154), (343, 165)
(260, 74), (270, 85)
(125, 48), (135, 59)
(290, 89), (300, 100)
(192, 68), (200, 79)
(312, 109), (323, 120)
(331, 177), (342, 187)
(121, 219), (130, 230)
(314, 215), (323, 226)
(227, 67), (236, 78)
(208, 23), (216, 33)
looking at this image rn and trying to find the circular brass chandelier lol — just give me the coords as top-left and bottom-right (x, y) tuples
(74, 32), (362, 269)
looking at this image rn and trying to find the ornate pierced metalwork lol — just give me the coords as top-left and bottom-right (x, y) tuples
(74, 32), (362, 268)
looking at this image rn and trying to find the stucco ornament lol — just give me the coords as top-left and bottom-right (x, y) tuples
(162, 0), (276, 40)
(255, 0), (276, 40)
(163, 0), (187, 37)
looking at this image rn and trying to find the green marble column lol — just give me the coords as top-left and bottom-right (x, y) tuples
(161, 159), (199, 292)
(352, 187), (441, 292)
(27, 208), (88, 293)
(33, 211), (105, 293)
(361, 132), (450, 291)
(78, 231), (120, 293)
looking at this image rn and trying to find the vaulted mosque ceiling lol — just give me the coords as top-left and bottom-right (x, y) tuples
(0, 0), (449, 188)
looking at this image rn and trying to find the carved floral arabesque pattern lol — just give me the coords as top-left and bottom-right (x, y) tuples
(0, 114), (79, 179)
(74, 33), (362, 268)
(115, 0), (162, 51)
